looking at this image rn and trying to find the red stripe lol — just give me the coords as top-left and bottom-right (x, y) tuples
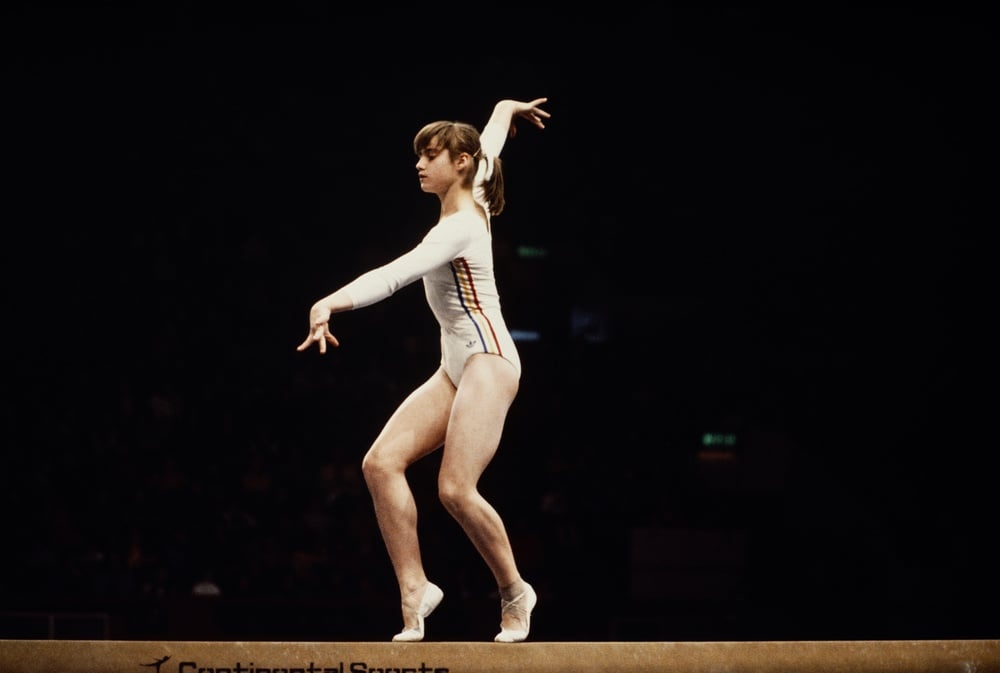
(453, 258), (502, 355)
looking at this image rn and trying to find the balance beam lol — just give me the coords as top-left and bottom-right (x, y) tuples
(1, 639), (998, 673)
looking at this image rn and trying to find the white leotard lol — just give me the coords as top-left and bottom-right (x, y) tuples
(339, 138), (520, 386)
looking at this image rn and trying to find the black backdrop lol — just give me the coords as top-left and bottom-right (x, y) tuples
(1, 5), (992, 641)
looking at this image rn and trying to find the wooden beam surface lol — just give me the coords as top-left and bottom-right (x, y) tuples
(0, 639), (997, 673)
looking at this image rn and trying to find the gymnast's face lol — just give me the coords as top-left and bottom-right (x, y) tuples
(416, 139), (462, 195)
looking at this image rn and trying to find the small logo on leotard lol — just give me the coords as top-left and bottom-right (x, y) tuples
(466, 340), (477, 348)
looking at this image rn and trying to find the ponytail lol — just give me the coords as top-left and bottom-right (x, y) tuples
(482, 156), (505, 216)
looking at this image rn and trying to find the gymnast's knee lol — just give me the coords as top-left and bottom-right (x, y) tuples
(361, 448), (397, 484)
(437, 477), (476, 516)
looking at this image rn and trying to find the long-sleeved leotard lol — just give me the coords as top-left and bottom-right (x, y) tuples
(339, 124), (520, 386)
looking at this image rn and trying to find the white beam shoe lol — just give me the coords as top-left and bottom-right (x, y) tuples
(494, 582), (537, 643)
(392, 582), (444, 642)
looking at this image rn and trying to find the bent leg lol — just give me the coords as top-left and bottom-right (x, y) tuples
(437, 354), (533, 635)
(361, 368), (454, 631)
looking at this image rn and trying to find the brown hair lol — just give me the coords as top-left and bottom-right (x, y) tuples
(414, 121), (506, 216)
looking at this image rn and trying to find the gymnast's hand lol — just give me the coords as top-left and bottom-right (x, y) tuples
(507, 98), (550, 137)
(296, 303), (341, 354)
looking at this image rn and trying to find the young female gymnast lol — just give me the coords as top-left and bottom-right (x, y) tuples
(297, 97), (550, 642)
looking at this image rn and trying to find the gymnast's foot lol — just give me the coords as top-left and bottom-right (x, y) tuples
(494, 580), (536, 643)
(392, 581), (444, 642)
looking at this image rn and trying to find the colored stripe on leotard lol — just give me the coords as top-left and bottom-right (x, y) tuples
(450, 257), (503, 355)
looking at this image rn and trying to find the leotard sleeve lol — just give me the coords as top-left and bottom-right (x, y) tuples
(479, 116), (511, 163)
(475, 114), (511, 185)
(340, 215), (478, 309)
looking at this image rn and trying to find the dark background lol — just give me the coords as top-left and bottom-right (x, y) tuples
(1, 5), (993, 641)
